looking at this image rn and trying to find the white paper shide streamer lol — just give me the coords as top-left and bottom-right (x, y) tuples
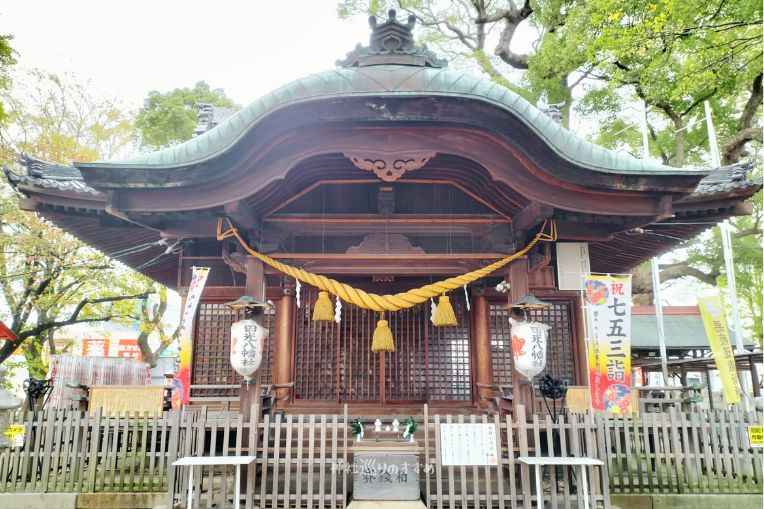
(230, 319), (266, 382)
(334, 297), (342, 323)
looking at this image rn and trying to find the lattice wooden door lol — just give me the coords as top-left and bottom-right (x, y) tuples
(294, 288), (471, 403)
(489, 298), (577, 384)
(192, 301), (275, 398)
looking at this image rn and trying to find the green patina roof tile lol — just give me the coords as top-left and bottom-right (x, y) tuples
(81, 65), (707, 178)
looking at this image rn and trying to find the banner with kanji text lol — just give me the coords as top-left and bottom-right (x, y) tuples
(584, 274), (632, 414)
(173, 267), (210, 408)
(697, 294), (741, 404)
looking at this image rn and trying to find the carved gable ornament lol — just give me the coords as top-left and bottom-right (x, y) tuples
(346, 233), (425, 255)
(344, 151), (436, 182)
(336, 9), (447, 68)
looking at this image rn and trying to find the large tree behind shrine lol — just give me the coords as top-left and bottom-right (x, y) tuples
(135, 81), (238, 150)
(337, 0), (762, 341)
(0, 71), (153, 374)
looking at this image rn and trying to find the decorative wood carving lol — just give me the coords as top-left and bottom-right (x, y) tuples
(346, 233), (426, 255)
(344, 151), (436, 182)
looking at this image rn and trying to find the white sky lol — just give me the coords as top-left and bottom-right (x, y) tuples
(1, 1), (372, 109)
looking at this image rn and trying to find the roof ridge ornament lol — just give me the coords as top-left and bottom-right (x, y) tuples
(336, 9), (447, 68)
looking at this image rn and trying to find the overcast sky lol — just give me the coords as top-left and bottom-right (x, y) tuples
(2, 1), (373, 109)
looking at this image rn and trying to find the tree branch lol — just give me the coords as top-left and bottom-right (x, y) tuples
(490, 0), (533, 69)
(15, 291), (151, 341)
(722, 73), (763, 164)
(658, 262), (719, 286)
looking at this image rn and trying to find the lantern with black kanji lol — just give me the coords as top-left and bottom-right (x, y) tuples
(505, 294), (551, 380)
(225, 296), (273, 384)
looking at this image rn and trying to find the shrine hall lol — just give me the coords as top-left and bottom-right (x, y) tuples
(5, 11), (760, 417)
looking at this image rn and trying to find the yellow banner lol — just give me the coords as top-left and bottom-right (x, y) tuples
(697, 295), (741, 404)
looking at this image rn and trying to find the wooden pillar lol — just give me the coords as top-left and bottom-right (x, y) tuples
(507, 258), (534, 419)
(272, 291), (295, 407)
(749, 356), (761, 398)
(473, 295), (494, 409)
(240, 257), (265, 420)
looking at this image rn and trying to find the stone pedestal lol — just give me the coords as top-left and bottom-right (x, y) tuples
(0, 366), (23, 448)
(352, 441), (421, 502)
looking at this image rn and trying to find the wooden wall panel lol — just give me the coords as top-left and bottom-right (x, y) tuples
(426, 297), (471, 401)
(489, 298), (576, 384)
(191, 302), (275, 397)
(293, 289), (339, 401)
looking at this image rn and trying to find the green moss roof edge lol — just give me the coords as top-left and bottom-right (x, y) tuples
(78, 65), (708, 177)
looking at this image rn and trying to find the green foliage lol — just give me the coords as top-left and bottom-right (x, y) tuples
(0, 185), (152, 376)
(350, 418), (364, 436)
(0, 69), (134, 163)
(535, 0), (762, 166)
(403, 416), (418, 436)
(0, 71), (152, 373)
(135, 81), (238, 150)
(0, 32), (16, 123)
(684, 202), (763, 343)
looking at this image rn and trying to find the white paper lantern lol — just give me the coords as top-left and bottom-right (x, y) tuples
(230, 319), (267, 382)
(509, 318), (549, 379)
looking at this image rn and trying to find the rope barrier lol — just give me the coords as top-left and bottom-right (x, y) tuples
(216, 218), (557, 313)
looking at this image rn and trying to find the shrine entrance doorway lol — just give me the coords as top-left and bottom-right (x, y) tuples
(293, 288), (472, 405)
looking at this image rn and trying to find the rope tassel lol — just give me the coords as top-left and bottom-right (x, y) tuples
(312, 291), (334, 322)
(432, 294), (457, 327)
(371, 315), (395, 352)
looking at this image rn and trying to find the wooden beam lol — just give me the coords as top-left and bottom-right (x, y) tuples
(507, 259), (534, 420)
(554, 221), (615, 241)
(224, 200), (260, 230)
(272, 292), (295, 406)
(240, 258), (265, 421)
(511, 202), (554, 232)
(261, 255), (514, 276)
(473, 296), (494, 410)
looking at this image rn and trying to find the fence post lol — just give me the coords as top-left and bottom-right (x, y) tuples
(165, 410), (182, 509)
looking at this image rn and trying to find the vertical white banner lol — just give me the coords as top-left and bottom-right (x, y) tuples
(174, 267), (210, 408)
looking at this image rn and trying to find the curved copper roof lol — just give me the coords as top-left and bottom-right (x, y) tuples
(78, 64), (706, 178)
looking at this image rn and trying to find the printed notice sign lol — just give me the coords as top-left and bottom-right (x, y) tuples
(439, 423), (498, 466)
(3, 424), (25, 447)
(749, 425), (763, 448)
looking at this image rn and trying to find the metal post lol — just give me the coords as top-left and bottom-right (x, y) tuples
(705, 100), (751, 408)
(641, 100), (650, 159)
(703, 101), (721, 167)
(721, 222), (746, 354)
(642, 102), (671, 387)
(651, 257), (670, 385)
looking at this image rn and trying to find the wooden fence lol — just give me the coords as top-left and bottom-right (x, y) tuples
(0, 406), (760, 508)
(604, 407), (763, 495)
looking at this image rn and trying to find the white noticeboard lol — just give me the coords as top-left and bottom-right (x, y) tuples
(439, 423), (498, 466)
(556, 242), (590, 291)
